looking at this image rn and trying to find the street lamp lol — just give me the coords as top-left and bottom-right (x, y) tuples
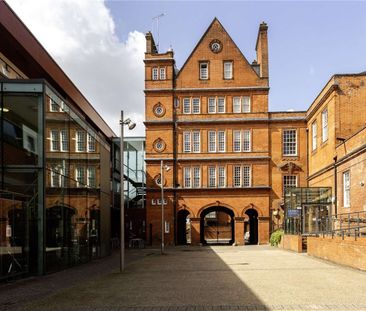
(160, 160), (170, 255)
(119, 111), (136, 272)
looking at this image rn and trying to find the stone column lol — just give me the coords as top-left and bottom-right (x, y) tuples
(258, 216), (270, 244)
(190, 217), (201, 245)
(234, 217), (245, 245)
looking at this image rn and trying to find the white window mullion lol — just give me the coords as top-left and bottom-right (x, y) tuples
(243, 165), (251, 187)
(243, 130), (251, 152)
(233, 97), (241, 113)
(233, 166), (241, 187)
(208, 166), (216, 188)
(208, 97), (216, 113)
(184, 167), (191, 188)
(218, 131), (225, 152)
(218, 166), (226, 188)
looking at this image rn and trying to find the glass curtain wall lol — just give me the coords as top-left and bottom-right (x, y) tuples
(1, 81), (111, 279)
(0, 82), (43, 280)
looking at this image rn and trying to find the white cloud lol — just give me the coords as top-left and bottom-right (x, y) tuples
(7, 0), (145, 136)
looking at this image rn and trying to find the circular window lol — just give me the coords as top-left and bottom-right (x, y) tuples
(153, 103), (166, 117)
(209, 39), (222, 53)
(154, 174), (162, 186)
(153, 138), (166, 152)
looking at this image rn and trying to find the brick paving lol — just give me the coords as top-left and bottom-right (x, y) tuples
(1, 246), (366, 311)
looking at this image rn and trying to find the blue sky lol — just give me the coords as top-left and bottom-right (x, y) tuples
(108, 0), (366, 112)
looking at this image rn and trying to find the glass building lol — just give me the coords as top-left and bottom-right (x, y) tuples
(111, 137), (146, 243)
(0, 81), (113, 279)
(0, 2), (116, 280)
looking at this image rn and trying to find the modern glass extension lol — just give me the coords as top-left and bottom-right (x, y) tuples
(284, 187), (332, 235)
(0, 80), (111, 280)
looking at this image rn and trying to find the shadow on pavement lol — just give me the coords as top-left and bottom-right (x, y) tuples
(18, 246), (269, 310)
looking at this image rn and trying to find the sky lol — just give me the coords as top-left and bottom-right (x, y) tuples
(6, 0), (366, 136)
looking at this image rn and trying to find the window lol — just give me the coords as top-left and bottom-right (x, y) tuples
(60, 130), (69, 152)
(322, 109), (328, 142)
(312, 121), (317, 151)
(208, 166), (216, 188)
(242, 96), (251, 113)
(50, 130), (59, 151)
(61, 164), (69, 188)
(193, 167), (201, 188)
(51, 166), (62, 187)
(233, 130), (241, 152)
(218, 131), (225, 152)
(192, 131), (200, 153)
(152, 67), (158, 80)
(243, 130), (251, 152)
(218, 166), (226, 188)
(160, 67), (166, 80)
(233, 166), (241, 187)
(233, 97), (241, 113)
(60, 101), (69, 112)
(192, 98), (200, 114)
(233, 130), (251, 152)
(184, 167), (191, 188)
(49, 98), (59, 112)
(151, 199), (156, 205)
(200, 62), (208, 80)
(75, 167), (85, 187)
(87, 167), (96, 188)
(283, 129), (297, 156)
(233, 165), (251, 187)
(208, 131), (216, 152)
(224, 61), (233, 79)
(283, 175), (297, 194)
(208, 97), (216, 113)
(343, 171), (350, 207)
(243, 166), (251, 187)
(165, 221), (170, 233)
(183, 98), (191, 114)
(184, 131), (199, 153)
(232, 96), (251, 113)
(87, 134), (96, 152)
(217, 97), (225, 113)
(76, 131), (86, 152)
(183, 131), (191, 152)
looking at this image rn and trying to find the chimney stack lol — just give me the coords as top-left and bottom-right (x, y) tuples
(255, 22), (269, 79)
(145, 32), (158, 54)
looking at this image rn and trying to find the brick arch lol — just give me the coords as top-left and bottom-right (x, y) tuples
(241, 204), (263, 218)
(177, 205), (194, 217)
(197, 201), (239, 218)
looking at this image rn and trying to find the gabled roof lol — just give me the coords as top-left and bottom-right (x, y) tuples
(176, 17), (260, 80)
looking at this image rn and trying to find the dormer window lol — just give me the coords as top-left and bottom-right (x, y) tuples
(199, 62), (208, 80)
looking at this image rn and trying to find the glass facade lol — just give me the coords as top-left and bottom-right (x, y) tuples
(284, 187), (332, 235)
(111, 137), (146, 242)
(0, 81), (111, 280)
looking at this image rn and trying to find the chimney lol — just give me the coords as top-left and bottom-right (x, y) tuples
(145, 31), (158, 54)
(255, 22), (269, 79)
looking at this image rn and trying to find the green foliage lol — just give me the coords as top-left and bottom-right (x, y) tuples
(270, 229), (284, 246)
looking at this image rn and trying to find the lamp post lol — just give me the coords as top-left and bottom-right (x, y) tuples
(160, 160), (170, 255)
(119, 111), (136, 272)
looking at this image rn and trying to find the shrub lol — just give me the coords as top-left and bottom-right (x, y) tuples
(270, 229), (284, 246)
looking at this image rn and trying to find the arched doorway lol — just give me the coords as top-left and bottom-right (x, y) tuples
(245, 208), (258, 245)
(177, 209), (191, 245)
(200, 206), (234, 245)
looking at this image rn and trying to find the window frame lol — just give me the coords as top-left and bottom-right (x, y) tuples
(60, 129), (69, 152)
(152, 67), (158, 81)
(183, 98), (191, 114)
(217, 97), (226, 113)
(184, 167), (192, 188)
(208, 166), (216, 188)
(312, 121), (317, 151)
(87, 167), (96, 188)
(192, 98), (200, 114)
(283, 175), (297, 195)
(242, 96), (251, 113)
(199, 62), (209, 80)
(242, 130), (251, 152)
(192, 131), (200, 153)
(208, 130), (217, 152)
(218, 166), (226, 188)
(183, 131), (191, 153)
(159, 67), (166, 80)
(343, 170), (350, 208)
(50, 129), (59, 151)
(322, 108), (328, 143)
(208, 97), (216, 113)
(217, 131), (226, 152)
(76, 130), (86, 152)
(223, 61), (233, 80)
(282, 129), (297, 156)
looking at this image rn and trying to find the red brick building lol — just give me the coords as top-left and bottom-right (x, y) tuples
(144, 19), (308, 246)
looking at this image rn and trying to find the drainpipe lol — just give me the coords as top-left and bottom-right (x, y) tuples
(333, 155), (338, 218)
(305, 127), (309, 187)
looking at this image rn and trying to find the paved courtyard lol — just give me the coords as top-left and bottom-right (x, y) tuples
(1, 246), (366, 311)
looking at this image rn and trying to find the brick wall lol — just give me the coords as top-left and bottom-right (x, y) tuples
(307, 236), (366, 271)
